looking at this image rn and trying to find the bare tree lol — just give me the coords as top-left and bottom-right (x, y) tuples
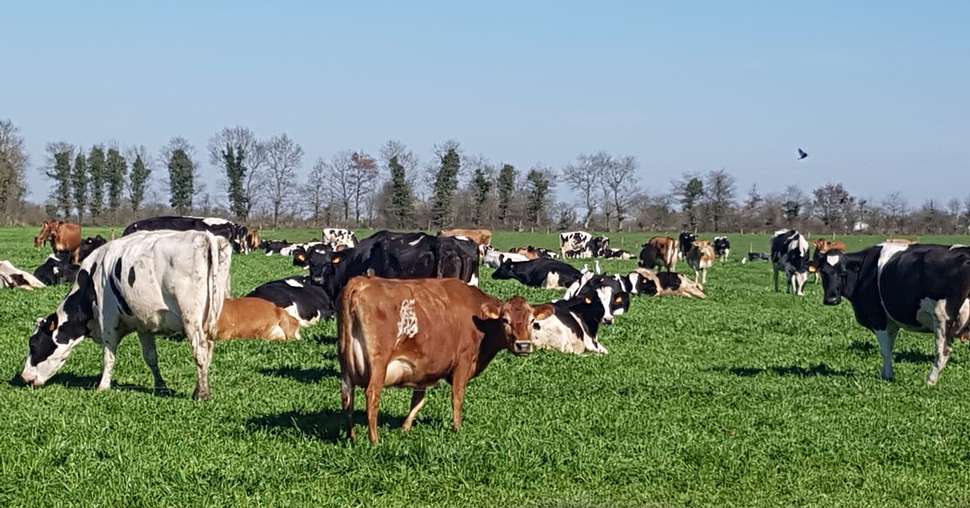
(350, 151), (379, 224)
(0, 119), (28, 222)
(563, 152), (607, 229)
(303, 158), (332, 224)
(263, 133), (303, 226)
(601, 154), (638, 231)
(326, 150), (356, 223)
(702, 169), (736, 232)
(881, 192), (908, 234)
(207, 126), (266, 219)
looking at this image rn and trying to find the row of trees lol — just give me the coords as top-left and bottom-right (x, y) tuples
(4, 117), (968, 234)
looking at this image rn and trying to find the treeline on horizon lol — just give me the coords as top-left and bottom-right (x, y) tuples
(0, 118), (968, 236)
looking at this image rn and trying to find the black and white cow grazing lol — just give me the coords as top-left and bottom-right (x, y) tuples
(771, 229), (810, 295)
(713, 237), (731, 262)
(308, 230), (480, 303)
(322, 228), (357, 251)
(262, 240), (292, 255)
(560, 231), (593, 258)
(20, 230), (232, 400)
(492, 257), (582, 289)
(678, 232), (697, 259)
(123, 215), (247, 253)
(247, 275), (334, 325)
(32, 251), (78, 286)
(819, 243), (970, 385)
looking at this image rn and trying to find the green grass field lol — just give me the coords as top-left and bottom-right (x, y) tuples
(3, 228), (970, 507)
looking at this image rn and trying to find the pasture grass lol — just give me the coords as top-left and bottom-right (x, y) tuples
(2, 227), (970, 506)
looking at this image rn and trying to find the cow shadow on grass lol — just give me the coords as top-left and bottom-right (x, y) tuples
(305, 332), (337, 345)
(717, 362), (856, 378)
(258, 365), (338, 383)
(9, 372), (163, 395)
(247, 409), (407, 443)
(848, 340), (937, 364)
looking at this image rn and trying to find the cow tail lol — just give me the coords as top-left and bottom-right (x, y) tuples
(203, 234), (232, 338)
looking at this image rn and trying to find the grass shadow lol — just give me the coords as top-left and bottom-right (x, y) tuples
(258, 366), (338, 383)
(306, 333), (337, 345)
(10, 372), (166, 395)
(895, 350), (935, 364)
(720, 362), (855, 378)
(848, 340), (875, 355)
(247, 409), (407, 443)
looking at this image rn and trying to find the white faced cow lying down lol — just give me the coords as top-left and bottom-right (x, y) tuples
(338, 276), (551, 443)
(618, 268), (706, 299)
(819, 243), (970, 385)
(535, 274), (631, 354)
(771, 229), (810, 296)
(482, 246), (529, 268)
(20, 230), (232, 400)
(246, 275), (335, 325)
(491, 257), (582, 289)
(1, 260), (46, 290)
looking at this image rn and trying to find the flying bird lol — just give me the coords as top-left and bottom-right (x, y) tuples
(797, 148), (808, 160)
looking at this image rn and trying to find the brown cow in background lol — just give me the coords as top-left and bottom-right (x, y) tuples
(438, 228), (492, 255)
(34, 220), (82, 263)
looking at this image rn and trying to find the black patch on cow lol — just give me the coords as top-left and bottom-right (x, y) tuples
(109, 276), (133, 316)
(113, 258), (123, 280)
(657, 272), (682, 291)
(28, 270), (96, 366)
(28, 313), (59, 366)
(128, 266), (136, 287)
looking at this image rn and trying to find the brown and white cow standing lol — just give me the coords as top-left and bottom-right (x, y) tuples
(337, 276), (552, 443)
(686, 240), (716, 285)
(34, 220), (82, 263)
(638, 236), (679, 272)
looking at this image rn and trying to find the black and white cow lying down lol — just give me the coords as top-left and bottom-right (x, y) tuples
(246, 275), (334, 325)
(819, 243), (970, 385)
(1, 260), (46, 290)
(33, 251), (79, 286)
(20, 230), (232, 400)
(492, 257), (582, 289)
(771, 229), (810, 296)
(618, 268), (706, 298)
(532, 274), (630, 354)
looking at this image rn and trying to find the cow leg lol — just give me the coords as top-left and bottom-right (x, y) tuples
(450, 370), (471, 432)
(137, 332), (167, 393)
(773, 267), (780, 292)
(402, 388), (428, 432)
(928, 315), (955, 386)
(188, 328), (215, 401)
(98, 334), (121, 391)
(875, 327), (899, 381)
(340, 374), (355, 441)
(365, 363), (387, 444)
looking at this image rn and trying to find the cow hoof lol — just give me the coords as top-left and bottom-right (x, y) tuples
(155, 386), (174, 397)
(96, 383), (111, 391)
(192, 390), (210, 401)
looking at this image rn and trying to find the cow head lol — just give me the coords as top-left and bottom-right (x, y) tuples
(309, 248), (352, 301)
(21, 269), (95, 387)
(34, 220), (57, 248)
(818, 250), (848, 305)
(480, 296), (552, 355)
(292, 246), (309, 267)
(492, 258), (515, 280)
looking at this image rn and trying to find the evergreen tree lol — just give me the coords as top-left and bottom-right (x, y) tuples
(526, 168), (552, 227)
(71, 152), (87, 222)
(496, 163), (516, 226)
(471, 166), (492, 225)
(128, 153), (151, 212)
(88, 145), (106, 217)
(388, 155), (414, 228)
(430, 147), (460, 228)
(223, 143), (248, 219)
(168, 148), (195, 214)
(672, 174), (704, 230)
(45, 146), (73, 218)
(106, 147), (127, 212)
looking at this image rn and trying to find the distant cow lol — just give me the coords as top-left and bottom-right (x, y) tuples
(492, 257), (582, 289)
(639, 236), (679, 272)
(309, 231), (480, 303)
(686, 240), (715, 285)
(819, 243), (970, 385)
(261, 240), (292, 256)
(322, 228), (358, 251)
(601, 248), (633, 259)
(123, 215), (247, 253)
(438, 228), (492, 255)
(243, 228), (262, 253)
(560, 231), (594, 258)
(713, 236), (731, 262)
(338, 276), (551, 443)
(34, 220), (82, 263)
(32, 252), (78, 286)
(215, 297), (300, 341)
(1, 261), (46, 290)
(509, 246), (558, 260)
(247, 276), (334, 325)
(678, 232), (697, 259)
(78, 235), (107, 262)
(482, 246), (529, 268)
(618, 268), (706, 299)
(20, 230), (232, 400)
(771, 229), (810, 295)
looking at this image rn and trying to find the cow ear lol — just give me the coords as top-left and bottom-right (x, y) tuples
(479, 301), (501, 320)
(584, 296), (592, 304)
(532, 305), (554, 321)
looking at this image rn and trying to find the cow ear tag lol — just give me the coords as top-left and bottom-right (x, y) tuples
(332, 256), (342, 264)
(584, 296), (592, 304)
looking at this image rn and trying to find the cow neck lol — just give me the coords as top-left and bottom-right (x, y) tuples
(842, 250), (873, 301)
(474, 321), (509, 376)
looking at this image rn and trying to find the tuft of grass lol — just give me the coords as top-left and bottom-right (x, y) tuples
(2, 228), (970, 506)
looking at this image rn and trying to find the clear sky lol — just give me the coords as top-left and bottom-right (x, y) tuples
(3, 1), (968, 207)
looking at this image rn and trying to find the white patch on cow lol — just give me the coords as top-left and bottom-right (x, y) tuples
(454, 235), (469, 241)
(202, 217), (229, 226)
(876, 242), (909, 278)
(543, 272), (561, 289)
(284, 278), (303, 288)
(396, 299), (418, 342)
(826, 254), (841, 266)
(468, 273), (479, 287)
(268, 325), (287, 341)
(408, 237), (422, 246)
(596, 286), (614, 323)
(950, 245), (967, 250)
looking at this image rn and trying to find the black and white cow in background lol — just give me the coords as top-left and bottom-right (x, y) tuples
(32, 251), (79, 286)
(819, 243), (970, 385)
(262, 240), (292, 255)
(713, 236), (731, 262)
(20, 230), (232, 400)
(617, 268), (707, 299)
(562, 272), (631, 319)
(322, 228), (357, 251)
(492, 257), (582, 289)
(482, 245), (529, 268)
(560, 231), (593, 258)
(1, 261), (46, 289)
(678, 232), (697, 260)
(247, 275), (334, 325)
(771, 229), (810, 295)
(291, 243), (332, 267)
(123, 215), (247, 253)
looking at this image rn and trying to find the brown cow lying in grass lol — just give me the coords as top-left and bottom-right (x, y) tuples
(215, 297), (301, 341)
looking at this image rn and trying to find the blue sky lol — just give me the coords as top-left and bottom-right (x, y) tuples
(3, 1), (968, 207)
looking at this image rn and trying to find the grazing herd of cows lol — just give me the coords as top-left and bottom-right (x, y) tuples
(3, 217), (970, 443)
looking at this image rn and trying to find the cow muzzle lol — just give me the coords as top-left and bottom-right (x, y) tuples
(823, 296), (841, 306)
(513, 341), (533, 355)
